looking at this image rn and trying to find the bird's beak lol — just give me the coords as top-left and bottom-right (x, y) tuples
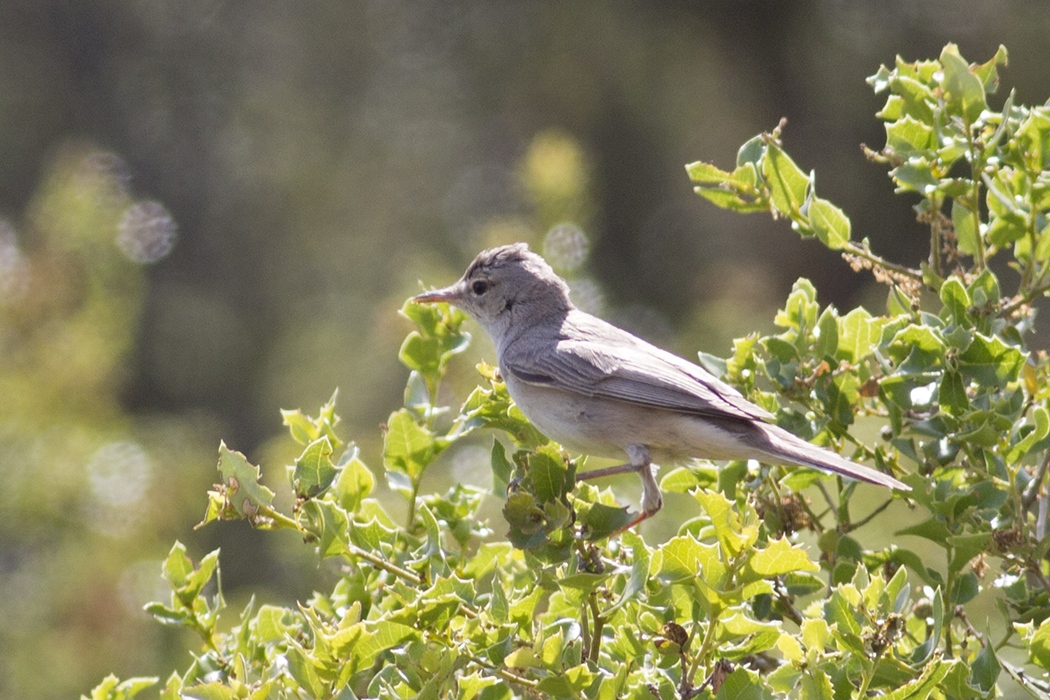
(412, 285), (460, 305)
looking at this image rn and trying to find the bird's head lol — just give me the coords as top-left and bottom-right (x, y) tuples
(413, 243), (572, 341)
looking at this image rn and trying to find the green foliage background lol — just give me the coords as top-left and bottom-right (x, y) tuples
(4, 4), (1050, 699)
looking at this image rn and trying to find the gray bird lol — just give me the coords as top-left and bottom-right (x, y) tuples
(413, 243), (909, 531)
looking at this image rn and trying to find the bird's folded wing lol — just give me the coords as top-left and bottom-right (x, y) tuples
(502, 337), (774, 423)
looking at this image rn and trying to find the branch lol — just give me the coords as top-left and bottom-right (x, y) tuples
(841, 239), (923, 282)
(1022, 451), (1050, 511)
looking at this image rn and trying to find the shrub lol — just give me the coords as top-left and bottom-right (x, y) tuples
(89, 44), (1050, 699)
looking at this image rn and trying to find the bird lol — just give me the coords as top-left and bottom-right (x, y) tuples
(413, 243), (909, 531)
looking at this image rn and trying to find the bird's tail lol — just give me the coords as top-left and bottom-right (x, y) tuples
(756, 423), (910, 491)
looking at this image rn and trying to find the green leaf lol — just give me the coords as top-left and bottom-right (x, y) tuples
(837, 307), (883, 363)
(763, 142), (810, 217)
(743, 537), (819, 580)
(774, 278), (819, 332)
(1028, 618), (1050, 670)
(938, 277), (971, 324)
(808, 197), (851, 250)
(896, 517), (952, 545)
(528, 447), (572, 503)
(890, 74), (935, 123)
(605, 531), (649, 615)
(1006, 406), (1050, 463)
(181, 683), (237, 700)
(801, 668), (834, 700)
(715, 666), (769, 700)
(885, 116), (935, 155)
(940, 43), (987, 123)
(382, 408), (435, 484)
(911, 588), (944, 664)
(694, 490), (757, 557)
(577, 500), (634, 541)
(216, 442), (275, 517)
(291, 437), (339, 499)
(162, 541), (194, 590)
(300, 499), (350, 559)
(952, 200), (980, 257)
(881, 658), (957, 700)
(255, 604), (294, 643)
(657, 535), (724, 586)
(335, 621), (419, 675)
(971, 641), (1001, 692)
(183, 549), (220, 600)
(957, 334), (1025, 386)
(947, 533), (993, 573)
(87, 675), (160, 700)
(331, 450), (375, 512)
(967, 269), (1001, 308)
(695, 186), (767, 213)
(814, 307), (839, 359)
(686, 160), (733, 184)
(823, 590), (864, 655)
(490, 439), (513, 496)
(972, 45), (1008, 93)
(938, 370), (969, 414)
(951, 570), (980, 605)
(737, 134), (766, 167)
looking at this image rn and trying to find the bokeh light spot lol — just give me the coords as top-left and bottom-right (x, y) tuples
(82, 441), (154, 538)
(117, 201), (177, 263)
(543, 223), (589, 272)
(0, 220), (30, 303)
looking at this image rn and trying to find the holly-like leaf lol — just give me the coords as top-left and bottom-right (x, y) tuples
(291, 437), (339, 499)
(209, 443), (276, 521)
(743, 537), (819, 581)
(383, 408), (435, 483)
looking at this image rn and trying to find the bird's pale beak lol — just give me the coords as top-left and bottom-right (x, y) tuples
(412, 286), (459, 304)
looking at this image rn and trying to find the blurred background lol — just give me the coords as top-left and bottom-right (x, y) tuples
(2, 1), (1049, 696)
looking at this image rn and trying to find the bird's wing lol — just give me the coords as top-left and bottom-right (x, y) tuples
(500, 313), (773, 423)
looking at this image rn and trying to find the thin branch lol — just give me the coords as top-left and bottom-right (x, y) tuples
(844, 498), (896, 533)
(1027, 559), (1050, 598)
(1023, 451), (1050, 510)
(587, 592), (605, 663)
(345, 543), (425, 586)
(461, 650), (541, 690)
(841, 239), (923, 281)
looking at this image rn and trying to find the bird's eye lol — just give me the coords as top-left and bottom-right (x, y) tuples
(471, 280), (490, 295)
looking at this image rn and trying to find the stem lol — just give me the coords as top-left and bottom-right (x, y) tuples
(1022, 451), (1050, 510)
(1027, 559), (1050, 598)
(460, 650), (541, 691)
(844, 498), (895, 533)
(257, 505), (307, 531)
(1001, 282), (1050, 317)
(841, 239), (923, 281)
(930, 194), (944, 278)
(580, 597), (592, 662)
(345, 542), (425, 586)
(774, 578), (804, 626)
(965, 116), (987, 271)
(406, 482), (419, 531)
(685, 616), (721, 691)
(855, 650), (882, 698)
(588, 592), (605, 663)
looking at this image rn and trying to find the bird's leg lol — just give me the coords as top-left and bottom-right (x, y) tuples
(576, 445), (662, 533)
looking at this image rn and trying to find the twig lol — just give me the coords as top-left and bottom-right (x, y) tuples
(1027, 559), (1050, 598)
(1022, 451), (1050, 510)
(845, 498), (895, 533)
(841, 240), (923, 282)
